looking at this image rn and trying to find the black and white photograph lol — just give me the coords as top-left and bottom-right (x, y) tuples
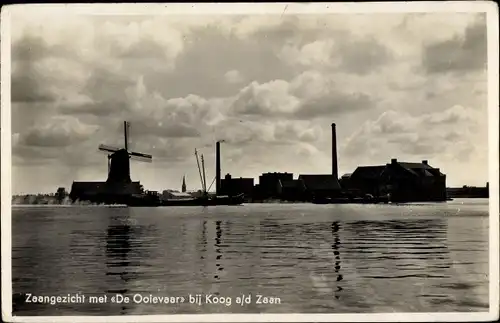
(1, 2), (499, 322)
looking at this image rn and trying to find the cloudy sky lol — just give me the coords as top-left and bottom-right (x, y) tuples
(6, 6), (490, 194)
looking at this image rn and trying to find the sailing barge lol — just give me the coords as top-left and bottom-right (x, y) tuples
(127, 192), (245, 207)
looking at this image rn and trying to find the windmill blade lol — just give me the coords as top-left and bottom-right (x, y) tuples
(130, 155), (153, 163)
(129, 151), (152, 159)
(129, 151), (153, 163)
(98, 144), (120, 153)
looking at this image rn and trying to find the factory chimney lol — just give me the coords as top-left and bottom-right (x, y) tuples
(331, 123), (338, 180)
(216, 141), (221, 196)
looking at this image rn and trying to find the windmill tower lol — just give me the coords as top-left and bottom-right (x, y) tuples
(98, 121), (153, 185)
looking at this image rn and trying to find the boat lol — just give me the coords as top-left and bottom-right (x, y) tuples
(123, 188), (245, 207)
(126, 191), (164, 207)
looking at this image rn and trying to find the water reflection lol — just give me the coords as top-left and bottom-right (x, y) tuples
(199, 220), (207, 259)
(214, 220), (223, 282)
(106, 218), (131, 287)
(105, 215), (137, 314)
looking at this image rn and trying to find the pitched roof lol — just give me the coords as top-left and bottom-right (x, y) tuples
(405, 168), (435, 177)
(298, 174), (341, 190)
(351, 166), (386, 180)
(398, 162), (432, 170)
(279, 179), (306, 190)
(351, 161), (445, 180)
(397, 162), (445, 176)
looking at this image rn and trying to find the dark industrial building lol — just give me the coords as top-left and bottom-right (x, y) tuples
(252, 123), (342, 202)
(298, 174), (342, 200)
(341, 159), (447, 202)
(277, 179), (306, 201)
(343, 166), (386, 197)
(256, 172), (294, 200)
(220, 174), (254, 200)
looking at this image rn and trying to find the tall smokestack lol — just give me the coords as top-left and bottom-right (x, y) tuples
(331, 123), (338, 180)
(216, 141), (221, 195)
(124, 121), (128, 151)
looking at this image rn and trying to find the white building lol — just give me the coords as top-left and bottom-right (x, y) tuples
(161, 190), (193, 200)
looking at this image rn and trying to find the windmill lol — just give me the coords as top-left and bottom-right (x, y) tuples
(98, 121), (152, 184)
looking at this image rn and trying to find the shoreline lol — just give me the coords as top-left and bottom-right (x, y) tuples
(10, 197), (490, 207)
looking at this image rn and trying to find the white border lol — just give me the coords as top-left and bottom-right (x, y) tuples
(0, 1), (498, 15)
(1, 2), (499, 322)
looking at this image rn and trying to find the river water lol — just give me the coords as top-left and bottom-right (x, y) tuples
(11, 199), (489, 315)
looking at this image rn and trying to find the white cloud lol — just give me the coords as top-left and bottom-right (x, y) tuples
(224, 70), (244, 84)
(17, 115), (99, 148)
(279, 40), (338, 67)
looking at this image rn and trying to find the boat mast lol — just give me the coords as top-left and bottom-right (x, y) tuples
(201, 154), (207, 195)
(194, 149), (205, 193)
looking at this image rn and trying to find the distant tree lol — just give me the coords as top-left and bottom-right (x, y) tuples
(55, 187), (67, 202)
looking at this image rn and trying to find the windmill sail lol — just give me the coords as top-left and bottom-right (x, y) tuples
(99, 144), (121, 153)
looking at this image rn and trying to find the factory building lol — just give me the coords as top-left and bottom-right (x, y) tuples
(298, 174), (342, 200)
(382, 159), (446, 202)
(344, 166), (386, 196)
(220, 174), (254, 199)
(257, 172), (293, 199)
(339, 173), (352, 189)
(277, 179), (306, 201)
(343, 159), (447, 202)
